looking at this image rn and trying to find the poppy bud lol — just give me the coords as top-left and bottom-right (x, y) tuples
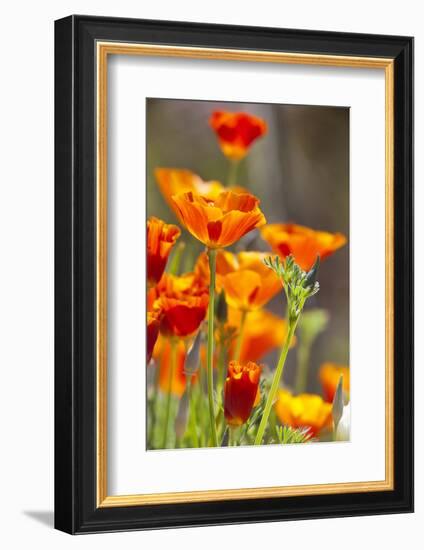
(184, 330), (202, 376)
(332, 374), (344, 430)
(305, 255), (320, 288)
(224, 361), (261, 427)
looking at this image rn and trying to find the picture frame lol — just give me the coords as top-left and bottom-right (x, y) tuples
(54, 15), (414, 534)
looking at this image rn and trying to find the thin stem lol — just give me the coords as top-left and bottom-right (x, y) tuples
(233, 310), (248, 362)
(228, 159), (239, 187)
(229, 426), (235, 447)
(229, 426), (240, 446)
(148, 363), (160, 448)
(207, 249), (218, 447)
(254, 319), (298, 445)
(162, 339), (177, 448)
(187, 377), (199, 447)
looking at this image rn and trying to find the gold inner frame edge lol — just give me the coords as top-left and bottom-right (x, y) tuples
(96, 42), (394, 508)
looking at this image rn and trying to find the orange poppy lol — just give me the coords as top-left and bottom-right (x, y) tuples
(224, 361), (261, 426)
(195, 251), (281, 310)
(222, 252), (282, 311)
(147, 216), (180, 286)
(275, 390), (333, 437)
(172, 190), (266, 249)
(319, 362), (350, 403)
(152, 273), (209, 338)
(227, 308), (294, 363)
(154, 335), (187, 397)
(261, 223), (347, 271)
(147, 311), (161, 363)
(209, 111), (267, 161)
(155, 168), (225, 221)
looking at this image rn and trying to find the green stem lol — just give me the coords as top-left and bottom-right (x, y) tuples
(233, 310), (247, 362)
(162, 339), (177, 448)
(228, 160), (239, 187)
(229, 426), (235, 447)
(206, 249), (218, 447)
(187, 377), (199, 447)
(254, 319), (298, 445)
(148, 363), (160, 448)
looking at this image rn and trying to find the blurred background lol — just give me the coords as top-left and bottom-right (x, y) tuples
(146, 98), (349, 394)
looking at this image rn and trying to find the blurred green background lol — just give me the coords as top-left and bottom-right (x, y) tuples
(146, 98), (349, 395)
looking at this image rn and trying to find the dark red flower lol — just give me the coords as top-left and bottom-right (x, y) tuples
(147, 311), (160, 363)
(224, 361), (261, 426)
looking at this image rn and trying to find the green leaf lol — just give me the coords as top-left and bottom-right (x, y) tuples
(276, 425), (313, 444)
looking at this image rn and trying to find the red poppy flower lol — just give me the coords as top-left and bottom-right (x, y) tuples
(209, 111), (267, 160)
(153, 273), (209, 338)
(147, 311), (161, 363)
(224, 360), (261, 426)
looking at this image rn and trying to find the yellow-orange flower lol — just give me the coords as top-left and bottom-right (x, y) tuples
(195, 251), (280, 310)
(261, 223), (347, 271)
(209, 111), (267, 160)
(152, 273), (209, 337)
(221, 252), (281, 311)
(227, 308), (294, 362)
(172, 190), (266, 249)
(155, 168), (225, 220)
(275, 390), (333, 437)
(319, 362), (350, 403)
(224, 361), (261, 426)
(147, 310), (161, 363)
(147, 216), (180, 286)
(153, 336), (187, 397)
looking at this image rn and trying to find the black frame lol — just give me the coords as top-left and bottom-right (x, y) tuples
(55, 15), (414, 534)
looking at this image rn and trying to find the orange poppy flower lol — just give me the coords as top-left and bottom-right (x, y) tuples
(275, 390), (333, 437)
(227, 308), (294, 363)
(261, 223), (347, 271)
(172, 190), (266, 249)
(209, 111), (267, 161)
(147, 311), (161, 363)
(224, 361), (261, 426)
(319, 362), (350, 403)
(222, 252), (282, 311)
(195, 251), (281, 310)
(153, 273), (209, 338)
(155, 168), (225, 221)
(147, 216), (181, 286)
(154, 335), (187, 397)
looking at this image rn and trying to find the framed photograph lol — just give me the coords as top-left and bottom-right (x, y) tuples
(54, 15), (413, 534)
